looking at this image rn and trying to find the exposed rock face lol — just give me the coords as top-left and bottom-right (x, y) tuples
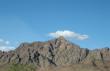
(0, 36), (110, 68)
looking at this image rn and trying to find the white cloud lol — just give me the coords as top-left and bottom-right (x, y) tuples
(0, 39), (15, 51)
(49, 30), (89, 40)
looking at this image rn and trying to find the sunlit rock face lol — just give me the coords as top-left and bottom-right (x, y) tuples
(0, 36), (110, 69)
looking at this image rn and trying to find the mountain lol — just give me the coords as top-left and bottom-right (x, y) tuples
(0, 36), (110, 71)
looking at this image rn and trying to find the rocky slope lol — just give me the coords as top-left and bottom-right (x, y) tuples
(0, 36), (110, 70)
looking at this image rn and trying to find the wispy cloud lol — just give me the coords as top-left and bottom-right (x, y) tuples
(0, 39), (15, 51)
(49, 30), (89, 40)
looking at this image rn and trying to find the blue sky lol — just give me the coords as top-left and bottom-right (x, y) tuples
(0, 0), (110, 50)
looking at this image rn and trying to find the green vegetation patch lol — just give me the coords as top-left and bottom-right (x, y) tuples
(8, 64), (36, 71)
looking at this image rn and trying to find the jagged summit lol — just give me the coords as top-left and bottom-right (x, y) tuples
(56, 36), (66, 40)
(55, 36), (69, 44)
(49, 36), (68, 43)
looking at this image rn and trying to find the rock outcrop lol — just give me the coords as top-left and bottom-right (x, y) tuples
(0, 36), (110, 68)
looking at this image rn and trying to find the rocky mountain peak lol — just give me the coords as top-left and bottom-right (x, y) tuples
(56, 36), (69, 44)
(0, 37), (110, 69)
(57, 36), (66, 40)
(55, 36), (68, 44)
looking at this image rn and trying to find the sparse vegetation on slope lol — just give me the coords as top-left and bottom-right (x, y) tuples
(0, 64), (109, 71)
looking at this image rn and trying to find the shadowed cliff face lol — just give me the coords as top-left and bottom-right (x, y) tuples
(0, 36), (110, 69)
